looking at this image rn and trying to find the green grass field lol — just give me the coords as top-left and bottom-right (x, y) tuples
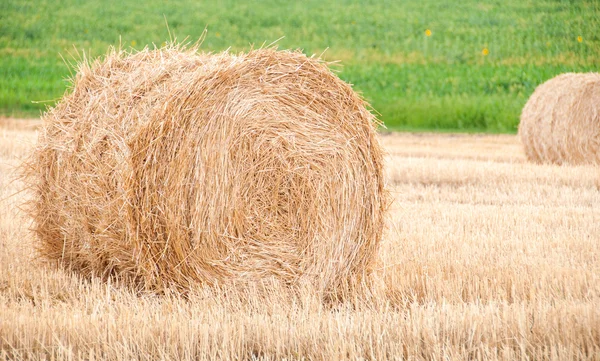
(1, 0), (599, 132)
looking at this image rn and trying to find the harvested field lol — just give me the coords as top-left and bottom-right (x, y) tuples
(1, 124), (599, 360)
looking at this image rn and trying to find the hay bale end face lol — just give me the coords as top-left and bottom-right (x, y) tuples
(518, 72), (600, 165)
(26, 45), (387, 295)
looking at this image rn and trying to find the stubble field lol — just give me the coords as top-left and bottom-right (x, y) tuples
(0, 119), (599, 360)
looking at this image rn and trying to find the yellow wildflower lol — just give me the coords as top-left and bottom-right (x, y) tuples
(482, 47), (489, 56)
(425, 29), (432, 37)
(577, 36), (583, 43)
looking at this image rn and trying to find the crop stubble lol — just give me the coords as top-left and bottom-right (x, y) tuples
(1, 126), (599, 360)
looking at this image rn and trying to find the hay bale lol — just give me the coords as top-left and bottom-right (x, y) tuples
(25, 45), (388, 295)
(518, 73), (600, 164)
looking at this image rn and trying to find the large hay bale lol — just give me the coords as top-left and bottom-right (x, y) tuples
(26, 45), (387, 295)
(518, 73), (600, 164)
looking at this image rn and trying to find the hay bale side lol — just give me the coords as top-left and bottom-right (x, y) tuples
(518, 72), (600, 165)
(26, 45), (388, 295)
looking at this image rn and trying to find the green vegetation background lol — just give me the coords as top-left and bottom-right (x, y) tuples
(1, 0), (599, 132)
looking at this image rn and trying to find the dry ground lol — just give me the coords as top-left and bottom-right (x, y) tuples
(1, 119), (599, 360)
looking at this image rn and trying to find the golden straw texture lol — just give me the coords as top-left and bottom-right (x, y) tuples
(24, 45), (388, 296)
(519, 72), (600, 165)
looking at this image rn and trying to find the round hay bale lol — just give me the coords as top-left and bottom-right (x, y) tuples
(518, 72), (600, 164)
(26, 45), (388, 295)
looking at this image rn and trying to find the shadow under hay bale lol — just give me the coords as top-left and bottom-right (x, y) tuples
(518, 72), (600, 165)
(24, 45), (388, 297)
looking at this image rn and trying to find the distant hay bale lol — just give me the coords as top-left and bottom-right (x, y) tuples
(518, 73), (600, 165)
(25, 45), (387, 295)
